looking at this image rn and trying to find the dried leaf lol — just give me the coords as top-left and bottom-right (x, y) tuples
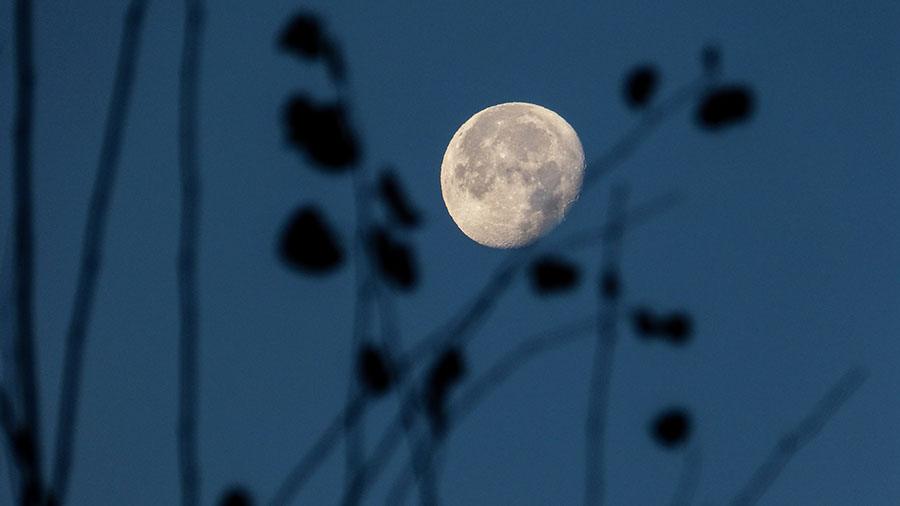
(530, 256), (580, 295)
(357, 344), (393, 395)
(651, 407), (692, 449)
(425, 347), (467, 434)
(623, 64), (659, 109)
(279, 206), (344, 273)
(278, 13), (326, 59)
(378, 169), (421, 228)
(696, 85), (755, 130)
(283, 95), (360, 171)
(369, 227), (418, 290)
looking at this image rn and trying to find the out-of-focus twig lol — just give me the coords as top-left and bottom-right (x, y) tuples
(11, 0), (42, 503)
(49, 2), (150, 503)
(729, 366), (868, 506)
(177, 0), (205, 505)
(669, 446), (702, 506)
(583, 187), (628, 506)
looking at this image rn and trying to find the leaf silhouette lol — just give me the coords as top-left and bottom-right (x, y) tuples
(623, 64), (659, 109)
(369, 227), (418, 290)
(696, 85), (755, 130)
(661, 312), (693, 345)
(283, 95), (360, 171)
(651, 407), (692, 449)
(378, 169), (421, 228)
(425, 347), (467, 434)
(278, 13), (326, 59)
(530, 256), (581, 295)
(357, 344), (393, 395)
(218, 486), (254, 506)
(279, 206), (344, 273)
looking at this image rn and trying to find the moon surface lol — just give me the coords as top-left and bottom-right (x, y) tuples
(440, 102), (585, 248)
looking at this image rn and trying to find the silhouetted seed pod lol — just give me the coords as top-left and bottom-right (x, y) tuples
(696, 85), (755, 130)
(378, 169), (421, 228)
(631, 307), (657, 338)
(357, 344), (393, 395)
(701, 44), (721, 74)
(623, 64), (659, 109)
(662, 312), (693, 345)
(530, 256), (580, 295)
(425, 347), (467, 434)
(278, 13), (326, 59)
(600, 268), (620, 300)
(279, 206), (344, 273)
(369, 227), (418, 290)
(651, 407), (692, 448)
(218, 486), (254, 506)
(283, 95), (360, 170)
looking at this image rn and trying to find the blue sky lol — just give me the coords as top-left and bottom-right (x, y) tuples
(0, 0), (898, 504)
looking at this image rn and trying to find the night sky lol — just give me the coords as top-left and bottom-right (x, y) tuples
(0, 1), (898, 505)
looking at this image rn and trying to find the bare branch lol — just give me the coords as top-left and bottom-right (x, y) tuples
(729, 366), (868, 506)
(176, 1), (205, 505)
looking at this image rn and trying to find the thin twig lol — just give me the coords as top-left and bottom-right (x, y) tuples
(583, 187), (628, 506)
(177, 1), (205, 505)
(48, 2), (150, 503)
(268, 396), (366, 506)
(269, 193), (677, 505)
(669, 446), (702, 506)
(729, 366), (868, 506)
(269, 71), (704, 502)
(386, 317), (596, 505)
(12, 0), (42, 503)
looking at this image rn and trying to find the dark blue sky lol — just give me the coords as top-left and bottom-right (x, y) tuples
(1, 0), (898, 504)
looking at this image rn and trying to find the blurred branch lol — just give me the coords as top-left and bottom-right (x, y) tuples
(268, 192), (677, 505)
(669, 446), (702, 506)
(584, 187), (628, 506)
(386, 317), (596, 505)
(176, 1), (205, 505)
(11, 0), (43, 503)
(729, 366), (868, 506)
(584, 75), (710, 189)
(49, 2), (150, 503)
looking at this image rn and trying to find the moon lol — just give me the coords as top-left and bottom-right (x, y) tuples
(440, 102), (585, 249)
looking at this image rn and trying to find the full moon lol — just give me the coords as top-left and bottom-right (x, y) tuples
(440, 102), (585, 248)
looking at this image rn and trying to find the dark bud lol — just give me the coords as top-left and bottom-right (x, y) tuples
(696, 85), (755, 130)
(631, 307), (657, 338)
(530, 256), (580, 295)
(369, 227), (418, 290)
(278, 13), (326, 59)
(661, 312), (693, 345)
(218, 486), (254, 506)
(600, 268), (620, 300)
(279, 206), (344, 273)
(357, 344), (393, 395)
(425, 347), (467, 434)
(701, 44), (721, 74)
(283, 95), (360, 170)
(623, 64), (659, 109)
(651, 407), (692, 448)
(378, 169), (421, 228)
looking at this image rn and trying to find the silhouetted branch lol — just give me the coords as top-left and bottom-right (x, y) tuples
(177, 1), (205, 505)
(584, 187), (628, 506)
(11, 0), (42, 503)
(585, 75), (711, 189)
(268, 193), (677, 505)
(48, 2), (150, 503)
(669, 446), (702, 506)
(386, 317), (596, 505)
(729, 367), (868, 506)
(268, 396), (366, 506)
